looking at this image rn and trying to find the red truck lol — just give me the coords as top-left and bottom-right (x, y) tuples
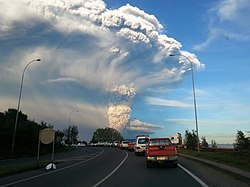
(145, 138), (178, 168)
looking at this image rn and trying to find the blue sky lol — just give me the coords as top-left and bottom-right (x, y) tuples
(0, 0), (249, 144)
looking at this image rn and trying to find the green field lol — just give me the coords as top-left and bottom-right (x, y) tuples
(178, 148), (250, 172)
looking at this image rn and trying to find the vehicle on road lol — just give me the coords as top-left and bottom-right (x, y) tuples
(113, 141), (119, 147)
(145, 138), (178, 168)
(120, 140), (130, 149)
(128, 140), (135, 151)
(134, 135), (149, 155)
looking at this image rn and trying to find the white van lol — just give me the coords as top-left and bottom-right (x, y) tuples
(134, 135), (149, 156)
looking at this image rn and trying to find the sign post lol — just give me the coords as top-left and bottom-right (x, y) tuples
(37, 128), (56, 170)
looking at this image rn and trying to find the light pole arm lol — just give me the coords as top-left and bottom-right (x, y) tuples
(11, 59), (41, 154)
(16, 59), (41, 122)
(169, 54), (199, 151)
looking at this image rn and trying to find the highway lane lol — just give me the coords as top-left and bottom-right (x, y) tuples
(98, 149), (203, 187)
(0, 147), (204, 187)
(0, 147), (125, 187)
(1, 147), (248, 187)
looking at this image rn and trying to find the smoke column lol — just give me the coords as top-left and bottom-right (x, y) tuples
(0, 0), (203, 137)
(108, 83), (136, 131)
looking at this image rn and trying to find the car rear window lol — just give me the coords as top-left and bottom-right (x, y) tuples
(138, 138), (149, 144)
(149, 139), (171, 146)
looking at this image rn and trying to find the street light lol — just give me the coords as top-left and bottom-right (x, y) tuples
(68, 110), (79, 127)
(169, 54), (199, 151)
(11, 59), (42, 154)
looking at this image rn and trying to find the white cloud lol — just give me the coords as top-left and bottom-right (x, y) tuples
(44, 78), (79, 83)
(193, 28), (220, 51)
(216, 0), (250, 21)
(22, 95), (108, 129)
(165, 118), (194, 125)
(128, 119), (164, 134)
(0, 1), (34, 33)
(145, 97), (192, 108)
(194, 0), (250, 50)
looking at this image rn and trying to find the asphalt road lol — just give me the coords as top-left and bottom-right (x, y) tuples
(0, 147), (249, 187)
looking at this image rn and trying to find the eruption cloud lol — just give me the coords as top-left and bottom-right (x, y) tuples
(0, 0), (204, 136)
(107, 83), (136, 131)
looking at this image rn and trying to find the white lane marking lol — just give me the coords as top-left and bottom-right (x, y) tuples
(92, 151), (128, 187)
(178, 164), (209, 187)
(0, 150), (104, 187)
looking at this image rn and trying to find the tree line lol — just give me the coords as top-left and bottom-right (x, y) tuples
(0, 108), (79, 157)
(2, 107), (248, 157)
(184, 129), (250, 151)
(0, 108), (122, 158)
(90, 127), (250, 152)
(91, 127), (123, 143)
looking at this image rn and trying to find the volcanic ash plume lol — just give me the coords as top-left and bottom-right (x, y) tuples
(108, 84), (136, 132)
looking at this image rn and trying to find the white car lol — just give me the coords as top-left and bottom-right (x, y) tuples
(120, 141), (130, 149)
(134, 135), (149, 155)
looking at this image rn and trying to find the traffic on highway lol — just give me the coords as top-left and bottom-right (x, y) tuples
(0, 139), (249, 187)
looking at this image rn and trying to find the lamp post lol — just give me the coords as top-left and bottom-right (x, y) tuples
(68, 110), (79, 127)
(68, 110), (79, 145)
(11, 59), (42, 154)
(169, 54), (199, 151)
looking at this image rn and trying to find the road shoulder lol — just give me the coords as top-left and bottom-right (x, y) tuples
(179, 153), (250, 180)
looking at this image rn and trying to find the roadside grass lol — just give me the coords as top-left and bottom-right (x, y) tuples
(178, 148), (250, 172)
(0, 161), (50, 177)
(0, 146), (74, 177)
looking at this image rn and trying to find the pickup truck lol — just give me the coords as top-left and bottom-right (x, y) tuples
(145, 138), (178, 168)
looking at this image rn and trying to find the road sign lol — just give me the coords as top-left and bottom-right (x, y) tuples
(37, 128), (56, 170)
(40, 128), (55, 144)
